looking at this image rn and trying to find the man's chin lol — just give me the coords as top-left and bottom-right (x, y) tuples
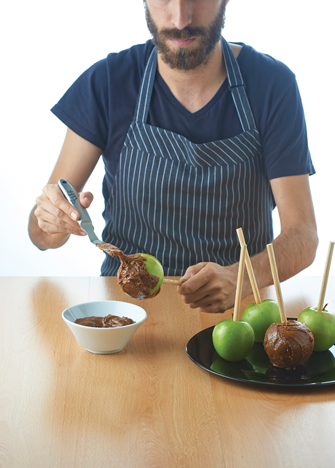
(159, 49), (210, 71)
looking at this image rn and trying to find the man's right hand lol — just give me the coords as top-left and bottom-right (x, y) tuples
(28, 128), (102, 251)
(29, 182), (95, 251)
(34, 183), (93, 238)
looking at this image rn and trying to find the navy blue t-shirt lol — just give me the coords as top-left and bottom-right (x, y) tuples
(51, 39), (315, 202)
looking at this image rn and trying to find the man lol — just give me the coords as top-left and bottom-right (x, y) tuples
(28, 0), (318, 313)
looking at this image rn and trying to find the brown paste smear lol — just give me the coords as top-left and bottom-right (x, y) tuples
(264, 320), (314, 369)
(75, 314), (135, 328)
(97, 242), (160, 300)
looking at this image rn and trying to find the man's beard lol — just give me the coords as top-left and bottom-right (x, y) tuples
(144, 2), (226, 71)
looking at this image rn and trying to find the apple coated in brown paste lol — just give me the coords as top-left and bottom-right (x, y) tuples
(264, 320), (314, 369)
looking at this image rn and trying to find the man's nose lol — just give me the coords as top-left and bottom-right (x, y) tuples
(170, 0), (193, 30)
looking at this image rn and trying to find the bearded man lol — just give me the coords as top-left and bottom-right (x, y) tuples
(28, 0), (318, 313)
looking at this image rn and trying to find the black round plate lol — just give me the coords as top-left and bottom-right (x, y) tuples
(186, 326), (335, 387)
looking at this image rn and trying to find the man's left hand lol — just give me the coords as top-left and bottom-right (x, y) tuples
(177, 262), (243, 313)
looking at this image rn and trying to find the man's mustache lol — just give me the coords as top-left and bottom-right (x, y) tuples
(159, 27), (206, 40)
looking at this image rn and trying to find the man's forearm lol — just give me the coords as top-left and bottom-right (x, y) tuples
(249, 224), (318, 294)
(28, 206), (70, 251)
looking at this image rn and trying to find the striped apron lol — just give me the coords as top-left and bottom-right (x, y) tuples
(101, 37), (275, 276)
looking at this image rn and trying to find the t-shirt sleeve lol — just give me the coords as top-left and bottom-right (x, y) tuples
(51, 59), (109, 150)
(261, 76), (315, 180)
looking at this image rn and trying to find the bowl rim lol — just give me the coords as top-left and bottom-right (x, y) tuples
(62, 300), (147, 329)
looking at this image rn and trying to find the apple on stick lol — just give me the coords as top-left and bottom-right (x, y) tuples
(298, 241), (335, 352)
(139, 253), (164, 295)
(237, 228), (281, 342)
(212, 244), (255, 362)
(263, 244), (314, 368)
(137, 254), (180, 297)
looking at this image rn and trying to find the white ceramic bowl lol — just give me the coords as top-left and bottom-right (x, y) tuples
(62, 300), (147, 354)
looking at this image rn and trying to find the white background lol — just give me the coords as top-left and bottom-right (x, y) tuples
(1, 0), (334, 277)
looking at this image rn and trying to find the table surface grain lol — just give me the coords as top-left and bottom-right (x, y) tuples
(1, 275), (335, 468)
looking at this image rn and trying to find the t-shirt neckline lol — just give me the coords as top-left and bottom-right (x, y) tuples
(154, 43), (246, 122)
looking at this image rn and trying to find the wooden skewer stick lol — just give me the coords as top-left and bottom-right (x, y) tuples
(266, 244), (287, 325)
(236, 228), (261, 305)
(163, 278), (181, 285)
(233, 244), (247, 322)
(317, 241), (335, 311)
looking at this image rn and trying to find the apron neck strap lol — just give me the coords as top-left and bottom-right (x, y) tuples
(134, 47), (157, 124)
(221, 37), (256, 131)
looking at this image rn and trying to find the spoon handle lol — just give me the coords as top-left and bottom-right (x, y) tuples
(58, 179), (91, 222)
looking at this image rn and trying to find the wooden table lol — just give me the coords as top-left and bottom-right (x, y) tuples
(1, 276), (335, 468)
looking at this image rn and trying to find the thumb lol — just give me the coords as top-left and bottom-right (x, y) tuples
(180, 262), (206, 283)
(79, 191), (94, 208)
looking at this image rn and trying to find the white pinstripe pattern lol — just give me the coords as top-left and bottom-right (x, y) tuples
(101, 38), (274, 276)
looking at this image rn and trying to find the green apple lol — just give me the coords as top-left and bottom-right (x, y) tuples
(140, 253), (164, 295)
(241, 299), (281, 342)
(297, 306), (335, 352)
(212, 319), (255, 362)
